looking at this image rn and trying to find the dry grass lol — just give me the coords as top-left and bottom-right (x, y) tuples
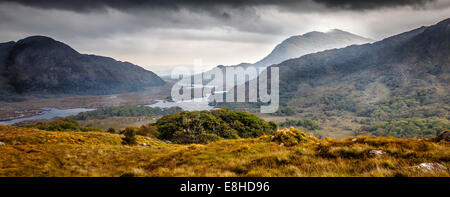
(78, 116), (159, 130)
(0, 125), (448, 177)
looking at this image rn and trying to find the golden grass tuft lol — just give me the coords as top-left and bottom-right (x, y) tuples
(0, 125), (448, 177)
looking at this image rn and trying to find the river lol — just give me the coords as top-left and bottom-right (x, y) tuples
(0, 107), (95, 125)
(0, 87), (221, 125)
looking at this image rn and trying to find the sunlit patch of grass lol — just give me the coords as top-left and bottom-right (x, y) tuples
(0, 125), (449, 177)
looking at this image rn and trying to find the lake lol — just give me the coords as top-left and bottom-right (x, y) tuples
(146, 97), (215, 111)
(0, 91), (220, 125)
(0, 107), (95, 125)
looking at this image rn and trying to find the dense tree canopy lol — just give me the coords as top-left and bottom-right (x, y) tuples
(360, 118), (450, 138)
(279, 119), (320, 131)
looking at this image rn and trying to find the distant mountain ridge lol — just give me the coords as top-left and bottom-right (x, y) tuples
(253, 29), (373, 68)
(196, 29), (372, 88)
(0, 36), (165, 95)
(220, 18), (450, 120)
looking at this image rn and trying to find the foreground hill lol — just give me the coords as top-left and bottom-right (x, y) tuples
(0, 36), (165, 95)
(0, 125), (448, 177)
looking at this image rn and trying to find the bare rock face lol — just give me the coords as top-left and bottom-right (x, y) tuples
(0, 36), (165, 95)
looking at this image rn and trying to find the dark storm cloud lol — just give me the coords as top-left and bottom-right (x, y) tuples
(0, 0), (448, 68)
(314, 0), (435, 10)
(0, 0), (437, 13)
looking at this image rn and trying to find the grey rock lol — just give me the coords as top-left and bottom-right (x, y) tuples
(414, 163), (447, 171)
(369, 150), (385, 155)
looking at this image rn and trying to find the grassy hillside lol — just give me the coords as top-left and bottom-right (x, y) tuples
(0, 125), (448, 177)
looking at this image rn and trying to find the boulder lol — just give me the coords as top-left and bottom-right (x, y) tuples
(139, 143), (152, 147)
(369, 150), (385, 155)
(0, 141), (5, 146)
(414, 163), (447, 171)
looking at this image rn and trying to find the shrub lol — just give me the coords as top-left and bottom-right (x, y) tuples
(107, 128), (116, 134)
(155, 108), (278, 144)
(271, 127), (308, 146)
(137, 124), (159, 137)
(273, 107), (296, 116)
(434, 129), (450, 142)
(122, 127), (137, 145)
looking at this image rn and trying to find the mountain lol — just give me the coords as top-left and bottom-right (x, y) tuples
(0, 36), (165, 95)
(195, 29), (372, 90)
(253, 29), (373, 68)
(220, 18), (450, 121)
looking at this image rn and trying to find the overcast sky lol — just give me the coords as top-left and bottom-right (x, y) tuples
(0, 0), (449, 74)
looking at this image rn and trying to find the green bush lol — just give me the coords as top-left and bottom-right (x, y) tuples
(107, 128), (116, 134)
(155, 108), (278, 144)
(434, 129), (450, 142)
(137, 124), (159, 137)
(121, 127), (137, 145)
(273, 107), (296, 116)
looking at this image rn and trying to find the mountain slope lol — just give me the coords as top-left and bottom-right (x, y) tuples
(221, 18), (450, 120)
(0, 36), (165, 95)
(196, 30), (372, 89)
(253, 29), (373, 68)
